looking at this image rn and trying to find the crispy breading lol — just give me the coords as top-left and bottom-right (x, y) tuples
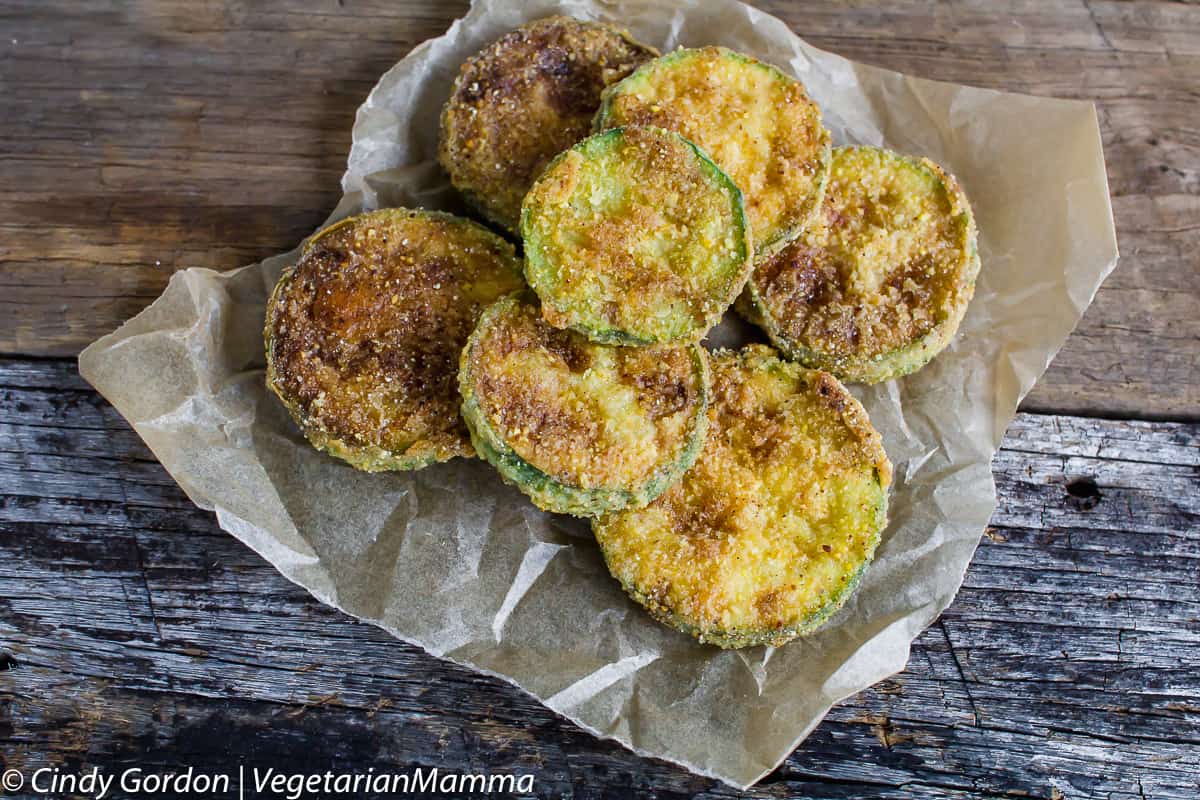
(522, 125), (751, 345)
(745, 146), (979, 383)
(597, 46), (831, 256)
(265, 209), (524, 471)
(594, 345), (892, 648)
(439, 16), (656, 233)
(459, 293), (709, 516)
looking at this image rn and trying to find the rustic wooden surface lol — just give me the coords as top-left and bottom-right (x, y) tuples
(1, 0), (1197, 418)
(1, 360), (1197, 798)
(2, 1), (1198, 798)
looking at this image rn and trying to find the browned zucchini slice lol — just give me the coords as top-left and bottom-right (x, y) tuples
(597, 46), (831, 257)
(265, 208), (525, 471)
(438, 15), (657, 234)
(593, 345), (892, 648)
(521, 125), (751, 345)
(745, 146), (980, 383)
(459, 293), (709, 516)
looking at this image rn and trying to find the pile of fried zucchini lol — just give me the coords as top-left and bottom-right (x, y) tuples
(265, 16), (978, 649)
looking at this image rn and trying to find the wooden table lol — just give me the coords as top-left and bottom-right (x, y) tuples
(2, 2), (1197, 797)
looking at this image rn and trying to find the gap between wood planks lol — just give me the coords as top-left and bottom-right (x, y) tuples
(3, 0), (1198, 422)
(1, 354), (1197, 799)
(2, 352), (1198, 425)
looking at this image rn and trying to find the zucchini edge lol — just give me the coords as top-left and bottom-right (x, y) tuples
(743, 146), (980, 384)
(592, 345), (891, 647)
(458, 293), (712, 516)
(594, 46), (833, 258)
(264, 208), (522, 472)
(520, 125), (752, 346)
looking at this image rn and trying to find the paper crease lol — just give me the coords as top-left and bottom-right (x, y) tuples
(76, 0), (1119, 788)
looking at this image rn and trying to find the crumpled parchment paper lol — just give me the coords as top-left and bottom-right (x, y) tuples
(78, 0), (1119, 787)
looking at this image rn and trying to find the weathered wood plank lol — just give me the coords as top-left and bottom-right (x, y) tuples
(0, 1), (1197, 418)
(0, 358), (1197, 797)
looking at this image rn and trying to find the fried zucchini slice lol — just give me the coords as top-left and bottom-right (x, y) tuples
(596, 46), (831, 257)
(459, 293), (710, 516)
(438, 15), (657, 234)
(744, 146), (980, 384)
(265, 208), (525, 471)
(521, 125), (751, 345)
(593, 345), (892, 648)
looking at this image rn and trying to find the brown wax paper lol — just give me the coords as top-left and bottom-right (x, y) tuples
(78, 0), (1119, 787)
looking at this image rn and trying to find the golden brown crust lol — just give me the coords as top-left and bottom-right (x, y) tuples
(594, 345), (892, 648)
(459, 294), (708, 515)
(265, 209), (524, 471)
(747, 146), (979, 383)
(597, 46), (831, 254)
(521, 125), (750, 345)
(439, 16), (657, 233)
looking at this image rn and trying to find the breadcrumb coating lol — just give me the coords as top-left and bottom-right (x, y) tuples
(594, 345), (891, 648)
(522, 125), (750, 344)
(459, 294), (709, 516)
(747, 146), (979, 384)
(439, 16), (656, 233)
(598, 46), (831, 255)
(265, 209), (524, 471)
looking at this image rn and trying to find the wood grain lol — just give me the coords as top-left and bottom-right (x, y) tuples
(0, 1), (1196, 418)
(2, 1), (1198, 796)
(2, 359), (1197, 798)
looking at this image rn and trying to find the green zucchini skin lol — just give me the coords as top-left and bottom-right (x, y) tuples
(601, 484), (887, 649)
(593, 345), (892, 648)
(437, 15), (657, 234)
(520, 125), (751, 346)
(609, 538), (880, 650)
(264, 208), (525, 472)
(743, 145), (980, 384)
(459, 293), (711, 517)
(596, 46), (832, 260)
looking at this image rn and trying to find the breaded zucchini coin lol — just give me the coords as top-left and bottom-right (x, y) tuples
(521, 125), (751, 345)
(596, 46), (831, 257)
(438, 16), (657, 234)
(745, 146), (979, 384)
(593, 345), (892, 648)
(265, 208), (525, 471)
(459, 293), (710, 516)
